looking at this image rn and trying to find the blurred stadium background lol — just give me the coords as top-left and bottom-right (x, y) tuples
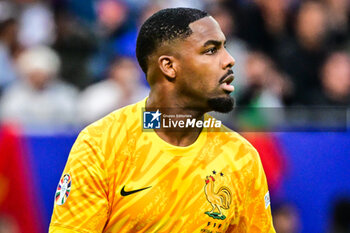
(0, 0), (350, 232)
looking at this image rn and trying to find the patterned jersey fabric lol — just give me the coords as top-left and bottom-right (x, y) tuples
(49, 98), (275, 233)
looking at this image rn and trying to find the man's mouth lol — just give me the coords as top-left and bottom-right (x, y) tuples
(221, 75), (234, 85)
(219, 71), (235, 92)
(219, 70), (234, 83)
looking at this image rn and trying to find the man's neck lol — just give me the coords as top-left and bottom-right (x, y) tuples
(146, 90), (205, 147)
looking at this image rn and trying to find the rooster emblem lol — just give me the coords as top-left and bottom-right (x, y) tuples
(204, 175), (232, 220)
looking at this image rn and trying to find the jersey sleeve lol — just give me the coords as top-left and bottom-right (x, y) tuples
(227, 149), (276, 233)
(49, 131), (109, 233)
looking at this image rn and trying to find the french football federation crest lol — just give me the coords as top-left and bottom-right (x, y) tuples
(204, 174), (232, 220)
(55, 174), (71, 206)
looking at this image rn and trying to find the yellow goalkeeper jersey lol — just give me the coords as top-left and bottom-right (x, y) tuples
(49, 98), (275, 233)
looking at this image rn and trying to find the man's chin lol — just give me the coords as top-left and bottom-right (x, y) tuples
(207, 96), (235, 113)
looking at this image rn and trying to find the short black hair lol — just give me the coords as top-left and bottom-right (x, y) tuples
(136, 8), (209, 74)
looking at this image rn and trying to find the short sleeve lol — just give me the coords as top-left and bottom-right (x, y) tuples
(227, 149), (276, 233)
(49, 131), (109, 233)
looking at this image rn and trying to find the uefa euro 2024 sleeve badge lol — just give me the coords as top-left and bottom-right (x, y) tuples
(55, 174), (71, 205)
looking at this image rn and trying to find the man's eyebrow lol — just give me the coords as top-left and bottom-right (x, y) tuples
(203, 40), (225, 47)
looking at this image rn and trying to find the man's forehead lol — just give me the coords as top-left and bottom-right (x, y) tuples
(187, 16), (226, 44)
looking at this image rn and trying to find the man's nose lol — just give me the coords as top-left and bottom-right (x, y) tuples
(222, 49), (235, 69)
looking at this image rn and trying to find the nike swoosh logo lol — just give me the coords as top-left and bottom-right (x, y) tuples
(120, 185), (152, 196)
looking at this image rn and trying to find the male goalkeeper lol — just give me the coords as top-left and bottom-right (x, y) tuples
(49, 7), (275, 233)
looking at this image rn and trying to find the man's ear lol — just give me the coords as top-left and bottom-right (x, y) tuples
(158, 55), (176, 79)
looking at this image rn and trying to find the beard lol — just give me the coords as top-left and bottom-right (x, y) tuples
(207, 96), (235, 113)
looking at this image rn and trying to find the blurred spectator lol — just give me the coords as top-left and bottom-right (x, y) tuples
(88, 0), (134, 80)
(324, 0), (350, 50)
(236, 0), (291, 56)
(275, 1), (329, 104)
(61, 0), (96, 24)
(234, 51), (292, 130)
(52, 9), (96, 89)
(0, 1), (19, 94)
(111, 1), (162, 59)
(0, 46), (78, 129)
(78, 56), (149, 124)
(17, 0), (55, 47)
(272, 203), (300, 233)
(306, 52), (350, 106)
(96, 0), (129, 36)
(295, 2), (328, 54)
(238, 51), (292, 108)
(256, 0), (290, 36)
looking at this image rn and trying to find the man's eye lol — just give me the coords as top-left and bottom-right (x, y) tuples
(205, 47), (217, 55)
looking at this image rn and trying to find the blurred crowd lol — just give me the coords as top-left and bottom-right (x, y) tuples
(0, 0), (350, 130)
